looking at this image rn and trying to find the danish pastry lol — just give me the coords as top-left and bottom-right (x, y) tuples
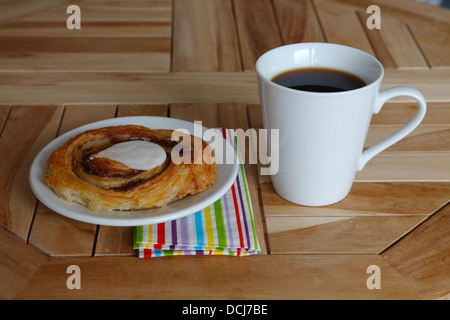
(44, 125), (216, 212)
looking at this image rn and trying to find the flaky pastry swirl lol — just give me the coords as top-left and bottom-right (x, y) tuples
(44, 125), (216, 212)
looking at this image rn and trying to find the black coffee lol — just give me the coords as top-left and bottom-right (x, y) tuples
(271, 67), (366, 93)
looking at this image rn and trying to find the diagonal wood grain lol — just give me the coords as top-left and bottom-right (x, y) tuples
(330, 0), (450, 24)
(408, 20), (450, 67)
(273, 0), (325, 44)
(383, 204), (450, 299)
(0, 105), (10, 135)
(313, 0), (375, 55)
(357, 11), (429, 69)
(326, 0), (450, 67)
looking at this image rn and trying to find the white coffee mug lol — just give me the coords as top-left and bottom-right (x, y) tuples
(256, 43), (426, 206)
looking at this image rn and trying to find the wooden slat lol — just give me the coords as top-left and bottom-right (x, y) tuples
(0, 0), (69, 22)
(94, 226), (134, 257)
(21, 0), (172, 22)
(407, 21), (450, 68)
(370, 102), (450, 126)
(0, 37), (169, 53)
(172, 0), (241, 71)
(273, 0), (325, 44)
(266, 215), (425, 254)
(233, 0), (283, 70)
(170, 103), (219, 128)
(116, 104), (168, 117)
(313, 0), (375, 56)
(0, 53), (170, 72)
(364, 126), (450, 152)
(0, 105), (63, 239)
(355, 153), (450, 182)
(0, 72), (256, 104)
(28, 104), (117, 257)
(0, 20), (171, 38)
(247, 104), (263, 129)
(13, 254), (422, 299)
(29, 205), (98, 257)
(261, 182), (450, 217)
(57, 104), (117, 134)
(0, 69), (448, 104)
(383, 204), (450, 299)
(357, 11), (429, 69)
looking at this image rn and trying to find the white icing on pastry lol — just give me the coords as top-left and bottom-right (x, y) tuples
(92, 140), (166, 170)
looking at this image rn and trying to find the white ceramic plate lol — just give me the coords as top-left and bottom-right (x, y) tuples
(29, 116), (238, 226)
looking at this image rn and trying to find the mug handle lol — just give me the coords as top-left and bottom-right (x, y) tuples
(357, 86), (427, 171)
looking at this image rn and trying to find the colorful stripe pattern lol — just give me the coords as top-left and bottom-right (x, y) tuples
(134, 128), (260, 258)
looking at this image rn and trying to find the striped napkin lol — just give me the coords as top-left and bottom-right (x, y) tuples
(134, 128), (261, 257)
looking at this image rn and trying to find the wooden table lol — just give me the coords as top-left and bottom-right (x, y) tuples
(0, 0), (449, 300)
